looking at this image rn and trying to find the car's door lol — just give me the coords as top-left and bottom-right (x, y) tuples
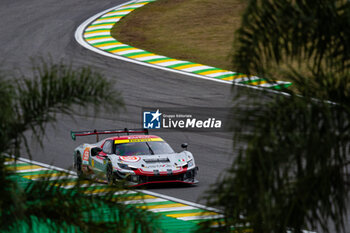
(91, 140), (112, 177)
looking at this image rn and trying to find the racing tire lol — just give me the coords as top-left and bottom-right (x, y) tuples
(106, 161), (116, 185)
(76, 155), (83, 178)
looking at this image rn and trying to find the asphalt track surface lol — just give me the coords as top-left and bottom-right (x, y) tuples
(0, 0), (269, 205)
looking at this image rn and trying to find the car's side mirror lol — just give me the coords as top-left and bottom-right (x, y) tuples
(91, 147), (102, 156)
(181, 143), (188, 150)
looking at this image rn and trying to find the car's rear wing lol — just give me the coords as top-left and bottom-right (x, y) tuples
(71, 128), (149, 141)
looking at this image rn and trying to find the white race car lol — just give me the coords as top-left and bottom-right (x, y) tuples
(72, 129), (198, 186)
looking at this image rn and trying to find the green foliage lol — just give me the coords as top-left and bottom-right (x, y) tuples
(1, 172), (158, 233)
(0, 77), (16, 155)
(202, 93), (350, 233)
(1, 61), (123, 157)
(283, 67), (350, 103)
(0, 157), (26, 232)
(233, 0), (350, 76)
(200, 0), (350, 232)
(0, 61), (158, 233)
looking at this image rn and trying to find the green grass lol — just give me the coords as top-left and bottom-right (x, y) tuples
(111, 0), (247, 71)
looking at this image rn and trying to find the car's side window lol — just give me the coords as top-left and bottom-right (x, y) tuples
(102, 140), (113, 154)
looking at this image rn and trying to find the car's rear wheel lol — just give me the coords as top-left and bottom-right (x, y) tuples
(106, 161), (115, 185)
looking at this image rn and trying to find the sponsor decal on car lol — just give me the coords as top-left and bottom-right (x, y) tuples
(83, 148), (90, 161)
(114, 138), (163, 144)
(146, 164), (173, 168)
(82, 147), (90, 165)
(119, 156), (140, 162)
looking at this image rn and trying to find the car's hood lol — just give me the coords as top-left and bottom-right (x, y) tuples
(140, 152), (191, 171)
(109, 151), (194, 172)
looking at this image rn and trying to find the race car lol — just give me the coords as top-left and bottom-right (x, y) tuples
(71, 128), (198, 186)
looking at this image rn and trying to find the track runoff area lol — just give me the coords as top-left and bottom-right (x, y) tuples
(5, 156), (226, 232)
(6, 156), (316, 232)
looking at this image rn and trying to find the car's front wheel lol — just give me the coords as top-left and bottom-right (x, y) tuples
(106, 161), (116, 185)
(76, 155), (83, 178)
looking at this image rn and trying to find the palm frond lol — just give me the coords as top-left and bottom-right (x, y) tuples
(233, 0), (350, 76)
(0, 167), (158, 233)
(2, 61), (124, 157)
(0, 77), (16, 153)
(202, 91), (350, 232)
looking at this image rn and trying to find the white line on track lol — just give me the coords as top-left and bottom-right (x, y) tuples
(150, 206), (196, 213)
(177, 214), (225, 221)
(30, 175), (77, 181)
(207, 71), (235, 77)
(15, 157), (77, 175)
(233, 76), (260, 82)
(140, 189), (222, 213)
(15, 168), (49, 173)
(4, 160), (26, 165)
(63, 183), (105, 189)
(123, 198), (167, 204)
(113, 190), (137, 195)
(181, 66), (212, 72)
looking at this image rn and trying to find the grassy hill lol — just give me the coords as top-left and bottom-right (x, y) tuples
(111, 0), (247, 71)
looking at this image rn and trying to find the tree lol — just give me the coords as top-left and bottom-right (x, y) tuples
(200, 0), (350, 232)
(232, 0), (350, 78)
(0, 61), (158, 233)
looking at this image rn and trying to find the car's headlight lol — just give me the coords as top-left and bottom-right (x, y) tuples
(118, 163), (131, 170)
(187, 159), (194, 167)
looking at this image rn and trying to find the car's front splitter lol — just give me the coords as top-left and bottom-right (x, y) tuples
(129, 179), (199, 187)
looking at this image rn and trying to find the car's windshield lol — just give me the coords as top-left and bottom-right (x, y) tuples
(115, 141), (174, 156)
